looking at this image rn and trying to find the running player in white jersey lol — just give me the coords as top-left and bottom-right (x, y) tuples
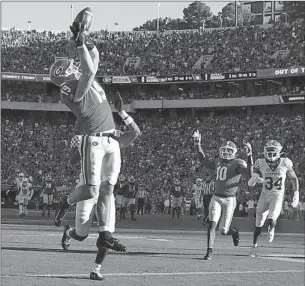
(192, 178), (203, 220)
(17, 178), (33, 216)
(248, 140), (299, 257)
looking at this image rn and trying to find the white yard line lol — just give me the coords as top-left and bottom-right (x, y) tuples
(1, 269), (303, 279)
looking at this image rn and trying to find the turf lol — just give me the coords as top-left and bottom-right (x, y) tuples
(1, 211), (304, 286)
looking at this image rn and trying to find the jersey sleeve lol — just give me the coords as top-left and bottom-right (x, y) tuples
(60, 79), (78, 99)
(284, 158), (293, 169)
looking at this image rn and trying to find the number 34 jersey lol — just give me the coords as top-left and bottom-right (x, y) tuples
(254, 157), (293, 197)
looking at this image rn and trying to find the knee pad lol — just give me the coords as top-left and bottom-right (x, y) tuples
(70, 229), (88, 241)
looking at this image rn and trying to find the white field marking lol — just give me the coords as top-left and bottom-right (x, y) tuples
(260, 257), (305, 263)
(263, 253), (305, 258)
(1, 269), (303, 279)
(147, 239), (171, 242)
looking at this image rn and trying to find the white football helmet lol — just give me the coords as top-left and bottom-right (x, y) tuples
(264, 140), (282, 162)
(219, 141), (237, 160)
(22, 178), (28, 187)
(196, 178), (202, 186)
(50, 58), (81, 86)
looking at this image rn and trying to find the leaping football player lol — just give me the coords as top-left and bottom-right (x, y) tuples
(49, 8), (139, 252)
(193, 130), (253, 260)
(61, 92), (141, 281)
(248, 140), (299, 257)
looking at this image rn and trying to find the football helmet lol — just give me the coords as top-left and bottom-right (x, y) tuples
(46, 174), (52, 182)
(219, 141), (237, 160)
(50, 58), (81, 87)
(22, 178), (28, 187)
(18, 173), (24, 179)
(196, 178), (202, 186)
(174, 178), (180, 185)
(119, 174), (126, 182)
(264, 140), (282, 162)
(128, 176), (135, 184)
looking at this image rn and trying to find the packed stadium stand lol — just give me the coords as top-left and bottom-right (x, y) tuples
(1, 19), (304, 213)
(1, 19), (304, 76)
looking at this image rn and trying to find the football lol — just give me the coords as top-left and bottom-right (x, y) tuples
(74, 7), (94, 32)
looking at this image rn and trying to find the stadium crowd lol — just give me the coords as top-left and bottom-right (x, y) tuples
(2, 109), (304, 214)
(2, 19), (304, 76)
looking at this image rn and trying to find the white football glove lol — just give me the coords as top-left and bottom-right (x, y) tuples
(248, 173), (264, 187)
(244, 142), (252, 156)
(291, 191), (299, 208)
(193, 130), (201, 145)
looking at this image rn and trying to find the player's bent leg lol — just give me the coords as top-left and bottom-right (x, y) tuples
(266, 197), (282, 243)
(204, 221), (217, 260)
(218, 197), (239, 246)
(204, 196), (222, 260)
(61, 197), (96, 250)
(96, 182), (125, 252)
(250, 197), (269, 257)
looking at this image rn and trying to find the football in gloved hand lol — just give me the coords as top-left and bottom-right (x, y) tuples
(73, 7), (94, 32)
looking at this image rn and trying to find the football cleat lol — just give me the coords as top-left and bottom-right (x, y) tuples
(54, 195), (69, 227)
(96, 236), (126, 252)
(267, 226), (275, 243)
(249, 246), (258, 258)
(61, 224), (72, 251)
(90, 270), (104, 281)
(203, 248), (212, 260)
(232, 227), (240, 246)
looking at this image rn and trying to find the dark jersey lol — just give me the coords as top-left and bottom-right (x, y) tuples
(201, 157), (248, 197)
(60, 79), (115, 134)
(114, 181), (128, 196)
(127, 183), (138, 199)
(43, 181), (56, 195)
(170, 185), (183, 197)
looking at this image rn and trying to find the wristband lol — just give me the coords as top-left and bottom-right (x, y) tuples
(124, 116), (134, 125)
(118, 110), (128, 118)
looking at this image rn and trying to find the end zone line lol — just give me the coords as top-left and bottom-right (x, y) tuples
(1, 269), (303, 279)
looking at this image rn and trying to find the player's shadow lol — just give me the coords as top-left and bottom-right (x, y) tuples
(1, 246), (194, 257)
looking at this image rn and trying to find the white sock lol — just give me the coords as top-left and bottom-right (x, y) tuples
(94, 264), (101, 272)
(66, 229), (71, 238)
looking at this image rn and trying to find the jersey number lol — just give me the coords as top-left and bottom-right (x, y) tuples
(265, 177), (283, 190)
(23, 189), (27, 195)
(61, 84), (71, 96)
(216, 166), (228, 181)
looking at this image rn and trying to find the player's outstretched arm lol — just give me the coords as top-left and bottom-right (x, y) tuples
(73, 44), (99, 102)
(287, 165), (299, 208)
(192, 130), (215, 170)
(237, 142), (254, 177)
(114, 93), (141, 149)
